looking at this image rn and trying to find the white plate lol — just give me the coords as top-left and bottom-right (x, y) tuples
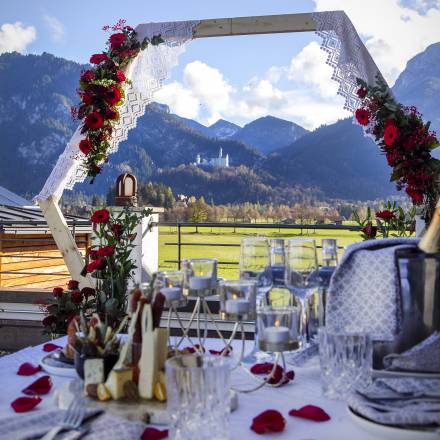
(347, 406), (440, 440)
(373, 369), (440, 379)
(40, 351), (78, 378)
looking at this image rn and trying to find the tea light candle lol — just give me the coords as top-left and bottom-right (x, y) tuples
(263, 325), (290, 344)
(225, 298), (250, 315)
(189, 276), (212, 290)
(161, 287), (182, 303)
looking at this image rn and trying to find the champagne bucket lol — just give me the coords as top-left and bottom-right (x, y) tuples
(373, 248), (440, 367)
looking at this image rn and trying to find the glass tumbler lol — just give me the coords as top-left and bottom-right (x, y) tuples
(318, 328), (372, 399)
(166, 355), (231, 440)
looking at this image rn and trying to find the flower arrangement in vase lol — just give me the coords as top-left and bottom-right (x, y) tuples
(84, 205), (152, 325)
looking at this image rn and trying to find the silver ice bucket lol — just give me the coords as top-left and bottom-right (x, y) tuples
(373, 248), (440, 368)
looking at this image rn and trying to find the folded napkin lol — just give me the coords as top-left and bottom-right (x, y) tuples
(326, 238), (418, 341)
(0, 408), (147, 440)
(383, 332), (440, 373)
(347, 377), (440, 426)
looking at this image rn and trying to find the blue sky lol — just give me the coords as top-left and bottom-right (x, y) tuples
(1, 0), (440, 129)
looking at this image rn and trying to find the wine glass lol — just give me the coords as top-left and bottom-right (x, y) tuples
(285, 238), (321, 352)
(239, 237), (273, 363)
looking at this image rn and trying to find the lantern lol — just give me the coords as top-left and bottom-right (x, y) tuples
(115, 173), (138, 206)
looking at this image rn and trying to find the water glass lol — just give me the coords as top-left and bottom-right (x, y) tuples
(166, 355), (231, 440)
(318, 328), (372, 399)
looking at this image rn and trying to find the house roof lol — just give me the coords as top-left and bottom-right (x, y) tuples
(0, 186), (32, 207)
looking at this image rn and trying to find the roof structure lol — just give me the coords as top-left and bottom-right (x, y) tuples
(0, 186), (32, 207)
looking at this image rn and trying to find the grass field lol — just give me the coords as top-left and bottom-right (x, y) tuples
(158, 224), (363, 279)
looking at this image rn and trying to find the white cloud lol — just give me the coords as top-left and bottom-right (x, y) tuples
(0, 22), (36, 54)
(313, 0), (440, 84)
(44, 15), (64, 42)
(154, 81), (200, 119)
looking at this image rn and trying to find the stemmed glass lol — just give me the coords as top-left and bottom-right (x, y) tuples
(239, 237), (273, 363)
(285, 238), (321, 351)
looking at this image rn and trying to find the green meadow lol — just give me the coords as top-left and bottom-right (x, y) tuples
(158, 224), (363, 279)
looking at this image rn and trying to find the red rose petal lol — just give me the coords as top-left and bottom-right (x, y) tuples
(251, 409), (286, 435)
(289, 405), (330, 422)
(43, 343), (62, 352)
(17, 362), (42, 376)
(250, 363), (295, 385)
(22, 375), (52, 396)
(141, 427), (168, 440)
(11, 396), (42, 413)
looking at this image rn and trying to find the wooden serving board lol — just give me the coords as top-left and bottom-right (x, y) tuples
(56, 379), (239, 426)
(56, 379), (168, 425)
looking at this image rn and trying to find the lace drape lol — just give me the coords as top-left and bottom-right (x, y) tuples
(312, 11), (388, 113)
(34, 20), (199, 202)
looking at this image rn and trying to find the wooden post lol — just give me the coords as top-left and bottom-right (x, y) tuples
(38, 197), (94, 288)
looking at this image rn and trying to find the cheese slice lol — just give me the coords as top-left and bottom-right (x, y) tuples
(105, 367), (133, 400)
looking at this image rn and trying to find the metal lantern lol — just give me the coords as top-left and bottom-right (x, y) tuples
(115, 173), (138, 206)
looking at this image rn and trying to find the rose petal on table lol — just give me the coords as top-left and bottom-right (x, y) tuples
(22, 375), (52, 395)
(250, 363), (295, 385)
(289, 405), (330, 422)
(250, 409), (286, 434)
(42, 343), (62, 352)
(209, 346), (233, 356)
(17, 362), (42, 376)
(140, 427), (168, 439)
(11, 396), (42, 413)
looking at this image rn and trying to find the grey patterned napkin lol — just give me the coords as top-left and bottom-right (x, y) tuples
(383, 332), (440, 373)
(0, 408), (147, 440)
(326, 238), (418, 341)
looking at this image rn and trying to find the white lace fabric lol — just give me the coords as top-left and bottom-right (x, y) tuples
(34, 20), (199, 203)
(35, 12), (387, 202)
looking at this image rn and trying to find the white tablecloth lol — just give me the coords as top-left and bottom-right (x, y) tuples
(0, 337), (378, 440)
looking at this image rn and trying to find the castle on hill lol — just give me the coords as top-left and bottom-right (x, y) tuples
(195, 148), (230, 168)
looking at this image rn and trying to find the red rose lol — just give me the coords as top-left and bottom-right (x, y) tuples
(104, 85), (122, 106)
(384, 124), (400, 147)
(86, 258), (106, 273)
(355, 108), (369, 126)
(88, 249), (99, 260)
(386, 150), (399, 167)
(250, 410), (286, 434)
(91, 208), (110, 223)
(81, 287), (96, 299)
(356, 87), (367, 99)
(376, 210), (395, 220)
(97, 245), (115, 257)
(115, 70), (126, 83)
(70, 291), (84, 305)
(111, 223), (123, 239)
(90, 53), (109, 64)
(79, 139), (93, 155)
(80, 69), (95, 83)
(106, 109), (120, 120)
(361, 223), (377, 239)
(52, 287), (64, 298)
(80, 92), (93, 106)
(109, 32), (126, 48)
(68, 280), (79, 290)
(42, 315), (57, 327)
(85, 112), (104, 130)
(406, 187), (424, 204)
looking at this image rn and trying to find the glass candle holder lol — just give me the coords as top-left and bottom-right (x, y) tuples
(257, 306), (300, 352)
(155, 270), (186, 308)
(166, 354), (231, 439)
(184, 258), (218, 297)
(220, 279), (257, 321)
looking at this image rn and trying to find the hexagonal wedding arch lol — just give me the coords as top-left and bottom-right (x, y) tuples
(34, 11), (386, 286)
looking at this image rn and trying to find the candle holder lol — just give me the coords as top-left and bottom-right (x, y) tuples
(183, 258), (218, 297)
(155, 270), (187, 308)
(220, 280), (256, 322)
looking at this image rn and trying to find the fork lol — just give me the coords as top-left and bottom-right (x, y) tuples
(41, 398), (86, 440)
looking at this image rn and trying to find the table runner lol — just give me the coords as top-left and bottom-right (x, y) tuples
(0, 338), (378, 440)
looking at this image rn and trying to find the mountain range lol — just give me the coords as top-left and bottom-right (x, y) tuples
(0, 42), (439, 203)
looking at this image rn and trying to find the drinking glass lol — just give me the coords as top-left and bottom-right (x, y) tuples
(166, 355), (231, 440)
(239, 237), (272, 362)
(318, 328), (372, 399)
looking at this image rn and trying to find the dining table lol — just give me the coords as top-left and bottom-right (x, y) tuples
(0, 336), (381, 440)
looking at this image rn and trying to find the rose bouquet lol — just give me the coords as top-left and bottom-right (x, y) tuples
(41, 280), (96, 336)
(71, 19), (163, 182)
(84, 205), (152, 324)
(355, 76), (440, 221)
